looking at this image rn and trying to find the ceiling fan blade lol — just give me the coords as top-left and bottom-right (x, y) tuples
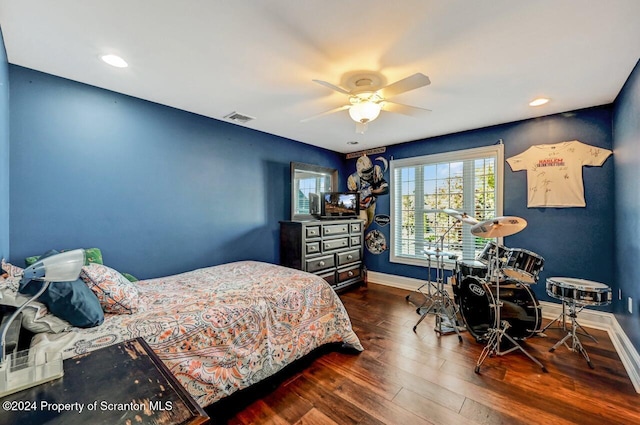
(381, 101), (432, 117)
(300, 104), (351, 122)
(312, 79), (351, 95)
(378, 73), (431, 99)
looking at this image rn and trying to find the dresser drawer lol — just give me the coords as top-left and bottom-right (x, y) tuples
(350, 235), (361, 246)
(323, 223), (349, 236)
(323, 237), (349, 251)
(350, 222), (362, 233)
(318, 270), (336, 286)
(306, 254), (335, 273)
(337, 264), (361, 283)
(306, 241), (320, 255)
(306, 225), (321, 238)
(337, 249), (361, 266)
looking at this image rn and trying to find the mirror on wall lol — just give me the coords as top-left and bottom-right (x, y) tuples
(291, 162), (338, 220)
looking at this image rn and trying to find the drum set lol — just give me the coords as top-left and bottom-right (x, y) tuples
(406, 208), (613, 373)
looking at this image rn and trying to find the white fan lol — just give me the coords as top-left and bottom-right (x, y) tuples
(302, 72), (432, 133)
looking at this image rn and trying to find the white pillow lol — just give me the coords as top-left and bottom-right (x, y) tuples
(80, 264), (145, 314)
(1, 272), (72, 334)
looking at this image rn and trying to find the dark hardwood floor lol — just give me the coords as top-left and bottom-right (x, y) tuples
(219, 283), (640, 425)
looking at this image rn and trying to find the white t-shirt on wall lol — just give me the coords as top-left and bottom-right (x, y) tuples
(506, 140), (612, 208)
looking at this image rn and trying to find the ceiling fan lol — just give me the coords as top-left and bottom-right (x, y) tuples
(301, 72), (432, 133)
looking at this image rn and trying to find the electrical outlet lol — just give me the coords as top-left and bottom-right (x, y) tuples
(628, 297), (633, 314)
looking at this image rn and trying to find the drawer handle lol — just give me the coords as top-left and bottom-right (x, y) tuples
(348, 271), (354, 277)
(318, 261), (325, 267)
(347, 255), (353, 260)
(342, 241), (347, 245)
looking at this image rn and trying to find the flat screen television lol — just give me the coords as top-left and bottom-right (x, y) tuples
(318, 192), (360, 219)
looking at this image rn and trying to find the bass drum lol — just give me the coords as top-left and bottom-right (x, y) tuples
(458, 276), (541, 342)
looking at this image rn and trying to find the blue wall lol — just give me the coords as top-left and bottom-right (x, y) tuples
(351, 107), (615, 307)
(8, 66), (344, 279)
(0, 29), (9, 262)
(613, 59), (640, 348)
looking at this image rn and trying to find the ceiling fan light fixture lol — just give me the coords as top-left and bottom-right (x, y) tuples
(349, 101), (381, 123)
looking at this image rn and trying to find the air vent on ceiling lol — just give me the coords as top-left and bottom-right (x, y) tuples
(223, 111), (256, 124)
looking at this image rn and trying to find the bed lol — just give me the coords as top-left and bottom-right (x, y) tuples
(1, 260), (363, 407)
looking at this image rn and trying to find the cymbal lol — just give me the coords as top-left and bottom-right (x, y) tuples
(470, 216), (527, 238)
(442, 208), (479, 225)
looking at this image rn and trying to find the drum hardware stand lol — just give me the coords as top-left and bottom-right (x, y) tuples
(474, 249), (547, 374)
(413, 282), (462, 339)
(412, 219), (464, 341)
(549, 300), (597, 369)
(405, 250), (439, 311)
(539, 302), (597, 342)
(539, 300), (568, 333)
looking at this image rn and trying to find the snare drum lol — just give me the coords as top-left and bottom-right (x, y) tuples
(477, 241), (509, 267)
(503, 248), (544, 284)
(546, 277), (612, 306)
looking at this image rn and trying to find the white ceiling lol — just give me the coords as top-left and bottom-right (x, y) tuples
(1, 1), (639, 153)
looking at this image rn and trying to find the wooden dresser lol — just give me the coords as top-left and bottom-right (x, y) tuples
(280, 219), (365, 291)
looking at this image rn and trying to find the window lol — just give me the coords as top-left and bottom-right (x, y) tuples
(390, 144), (504, 268)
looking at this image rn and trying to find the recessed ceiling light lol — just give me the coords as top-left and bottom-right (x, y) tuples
(529, 97), (549, 107)
(101, 54), (128, 68)
(347, 141), (359, 145)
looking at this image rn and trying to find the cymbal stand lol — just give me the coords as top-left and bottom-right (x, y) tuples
(474, 247), (547, 373)
(412, 220), (463, 342)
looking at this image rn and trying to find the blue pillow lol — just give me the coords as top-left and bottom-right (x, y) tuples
(19, 250), (104, 328)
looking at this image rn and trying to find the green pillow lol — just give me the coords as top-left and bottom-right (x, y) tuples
(83, 248), (103, 265)
(122, 272), (139, 282)
(24, 254), (40, 267)
(25, 247), (103, 267)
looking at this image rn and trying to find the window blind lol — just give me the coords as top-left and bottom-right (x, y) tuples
(390, 144), (504, 268)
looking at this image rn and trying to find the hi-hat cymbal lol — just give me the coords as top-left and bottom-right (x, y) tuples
(442, 208), (479, 225)
(470, 216), (527, 238)
(424, 249), (458, 259)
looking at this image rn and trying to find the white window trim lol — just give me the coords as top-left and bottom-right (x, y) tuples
(389, 144), (504, 269)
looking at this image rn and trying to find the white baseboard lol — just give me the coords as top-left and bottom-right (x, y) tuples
(367, 270), (640, 393)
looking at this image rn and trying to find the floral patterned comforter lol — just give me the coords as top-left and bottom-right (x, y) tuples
(31, 261), (363, 407)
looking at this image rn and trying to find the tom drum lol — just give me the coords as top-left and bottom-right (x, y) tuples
(457, 260), (488, 279)
(503, 248), (544, 284)
(477, 241), (509, 268)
